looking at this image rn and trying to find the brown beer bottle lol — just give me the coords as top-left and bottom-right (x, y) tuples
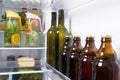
(60, 35), (72, 75)
(92, 35), (119, 80)
(47, 12), (57, 66)
(80, 36), (97, 80)
(67, 36), (83, 80)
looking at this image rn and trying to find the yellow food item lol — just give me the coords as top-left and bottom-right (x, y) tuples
(11, 33), (21, 44)
(17, 57), (35, 67)
(0, 24), (5, 30)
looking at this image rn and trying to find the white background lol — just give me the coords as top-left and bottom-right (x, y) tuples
(68, 0), (120, 60)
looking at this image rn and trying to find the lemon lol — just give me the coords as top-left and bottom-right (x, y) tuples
(11, 33), (21, 44)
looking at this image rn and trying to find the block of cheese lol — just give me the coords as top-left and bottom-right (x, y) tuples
(17, 57), (35, 67)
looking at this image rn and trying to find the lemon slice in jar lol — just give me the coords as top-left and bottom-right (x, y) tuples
(11, 33), (21, 44)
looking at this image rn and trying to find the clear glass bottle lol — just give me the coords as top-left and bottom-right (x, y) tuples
(67, 36), (83, 80)
(4, 17), (21, 47)
(47, 12), (57, 67)
(92, 35), (119, 80)
(80, 36), (97, 80)
(55, 9), (68, 70)
(60, 35), (72, 75)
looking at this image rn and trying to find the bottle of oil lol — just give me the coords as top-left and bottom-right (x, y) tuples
(92, 35), (119, 80)
(47, 12), (57, 67)
(80, 36), (97, 80)
(55, 9), (68, 70)
(60, 35), (72, 75)
(67, 36), (83, 80)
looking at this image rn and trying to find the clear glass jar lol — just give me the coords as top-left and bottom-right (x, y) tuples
(24, 18), (40, 47)
(4, 17), (21, 47)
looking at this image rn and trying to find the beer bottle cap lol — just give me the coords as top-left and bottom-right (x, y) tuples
(65, 35), (72, 38)
(101, 35), (112, 42)
(86, 35), (94, 38)
(101, 35), (112, 38)
(74, 36), (81, 38)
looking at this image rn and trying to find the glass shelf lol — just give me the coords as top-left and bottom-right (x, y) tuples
(0, 62), (70, 80)
(0, 47), (46, 50)
(0, 31), (46, 48)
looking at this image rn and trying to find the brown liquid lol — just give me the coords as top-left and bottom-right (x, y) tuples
(67, 52), (79, 80)
(92, 36), (119, 80)
(81, 53), (96, 80)
(92, 55), (119, 80)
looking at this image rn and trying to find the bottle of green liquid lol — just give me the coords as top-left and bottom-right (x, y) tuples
(55, 9), (68, 70)
(47, 12), (57, 67)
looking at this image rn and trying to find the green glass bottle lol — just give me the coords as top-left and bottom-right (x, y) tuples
(55, 9), (68, 70)
(47, 12), (57, 66)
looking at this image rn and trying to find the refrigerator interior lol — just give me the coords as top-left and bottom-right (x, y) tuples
(0, 0), (120, 79)
(45, 0), (120, 60)
(0, 0), (70, 80)
(44, 0), (120, 79)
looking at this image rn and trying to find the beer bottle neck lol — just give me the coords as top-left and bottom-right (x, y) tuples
(63, 37), (72, 50)
(86, 38), (96, 48)
(100, 38), (115, 55)
(83, 38), (97, 53)
(96, 37), (116, 60)
(73, 39), (82, 49)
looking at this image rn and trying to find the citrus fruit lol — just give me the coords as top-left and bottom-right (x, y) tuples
(25, 26), (32, 34)
(11, 33), (21, 44)
(30, 19), (39, 27)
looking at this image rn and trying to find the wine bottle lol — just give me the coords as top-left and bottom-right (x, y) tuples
(55, 9), (68, 70)
(47, 12), (57, 67)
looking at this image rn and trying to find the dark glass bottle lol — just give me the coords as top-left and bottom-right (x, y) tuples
(67, 36), (83, 80)
(47, 12), (57, 66)
(80, 36), (97, 80)
(60, 35), (72, 75)
(55, 9), (68, 70)
(92, 35), (119, 80)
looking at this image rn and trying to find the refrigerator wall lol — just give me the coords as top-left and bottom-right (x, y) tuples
(70, 0), (120, 61)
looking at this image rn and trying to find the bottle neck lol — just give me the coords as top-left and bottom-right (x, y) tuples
(63, 38), (72, 50)
(51, 12), (56, 29)
(58, 10), (64, 28)
(71, 38), (83, 53)
(73, 39), (82, 49)
(100, 41), (115, 54)
(83, 38), (97, 53)
(51, 17), (56, 28)
(96, 38), (116, 60)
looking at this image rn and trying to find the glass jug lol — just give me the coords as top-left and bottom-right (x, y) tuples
(4, 17), (21, 47)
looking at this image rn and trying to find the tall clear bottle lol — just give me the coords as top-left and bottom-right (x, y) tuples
(92, 35), (119, 80)
(67, 36), (83, 80)
(47, 12), (57, 67)
(80, 36), (97, 80)
(55, 9), (68, 70)
(60, 35), (72, 75)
